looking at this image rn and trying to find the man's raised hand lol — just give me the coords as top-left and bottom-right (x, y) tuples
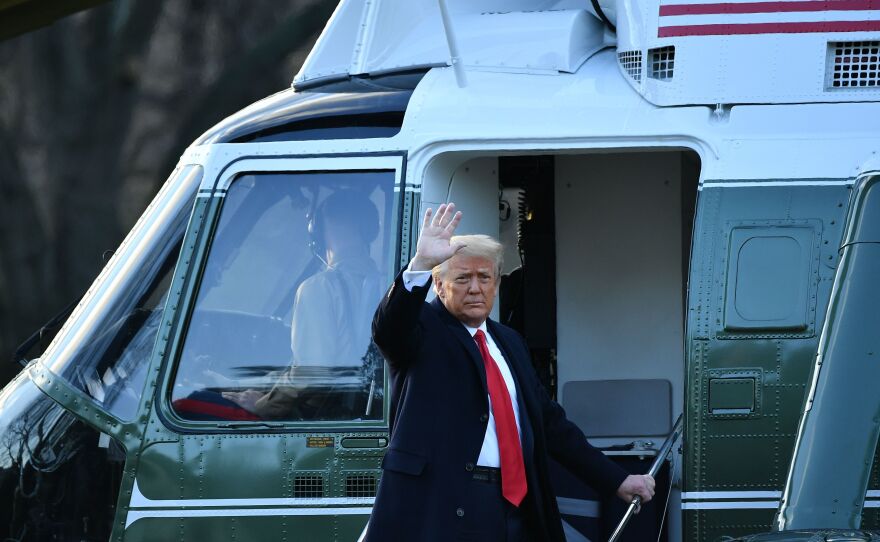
(410, 203), (464, 271)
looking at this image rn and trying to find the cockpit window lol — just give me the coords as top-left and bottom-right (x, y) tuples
(43, 165), (202, 421)
(170, 170), (396, 423)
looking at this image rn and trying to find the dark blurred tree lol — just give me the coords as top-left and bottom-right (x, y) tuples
(0, 0), (336, 386)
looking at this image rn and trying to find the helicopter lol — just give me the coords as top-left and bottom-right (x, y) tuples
(1, 0), (880, 541)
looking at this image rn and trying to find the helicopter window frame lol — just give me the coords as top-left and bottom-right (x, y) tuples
(161, 153), (407, 432)
(40, 164), (203, 421)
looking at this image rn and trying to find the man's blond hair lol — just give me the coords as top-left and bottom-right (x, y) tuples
(432, 234), (504, 282)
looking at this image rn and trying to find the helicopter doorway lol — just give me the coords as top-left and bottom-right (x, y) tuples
(436, 150), (699, 421)
(552, 151), (697, 442)
(512, 150), (698, 542)
(436, 149), (700, 541)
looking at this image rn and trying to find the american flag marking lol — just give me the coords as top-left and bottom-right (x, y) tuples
(658, 0), (880, 37)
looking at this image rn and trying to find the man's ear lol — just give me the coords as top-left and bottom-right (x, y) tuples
(433, 278), (445, 300)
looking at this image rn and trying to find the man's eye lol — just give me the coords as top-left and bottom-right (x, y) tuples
(455, 277), (468, 283)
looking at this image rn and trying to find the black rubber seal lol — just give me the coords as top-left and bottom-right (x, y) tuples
(590, 0), (616, 32)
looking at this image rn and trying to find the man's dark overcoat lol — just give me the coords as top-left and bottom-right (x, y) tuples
(366, 272), (627, 541)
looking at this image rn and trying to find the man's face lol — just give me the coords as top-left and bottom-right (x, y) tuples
(435, 255), (498, 327)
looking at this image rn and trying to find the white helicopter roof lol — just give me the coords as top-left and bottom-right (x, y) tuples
(293, 0), (610, 88)
(296, 0), (880, 106)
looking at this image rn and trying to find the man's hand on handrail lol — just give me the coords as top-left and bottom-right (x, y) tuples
(616, 474), (656, 512)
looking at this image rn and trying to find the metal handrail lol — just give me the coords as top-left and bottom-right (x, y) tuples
(608, 414), (684, 542)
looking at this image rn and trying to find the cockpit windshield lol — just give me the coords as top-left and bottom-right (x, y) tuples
(41, 165), (202, 421)
(170, 169), (398, 423)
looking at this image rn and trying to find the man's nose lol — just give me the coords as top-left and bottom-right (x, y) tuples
(467, 277), (481, 293)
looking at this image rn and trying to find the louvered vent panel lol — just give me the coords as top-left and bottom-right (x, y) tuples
(618, 50), (642, 82)
(345, 474), (377, 498)
(649, 46), (675, 81)
(293, 475), (324, 498)
(827, 41), (880, 89)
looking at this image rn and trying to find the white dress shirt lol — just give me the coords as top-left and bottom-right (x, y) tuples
(402, 266), (524, 468)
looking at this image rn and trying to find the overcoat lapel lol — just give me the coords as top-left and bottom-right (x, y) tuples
(428, 299), (537, 464)
(486, 320), (550, 533)
(429, 298), (488, 393)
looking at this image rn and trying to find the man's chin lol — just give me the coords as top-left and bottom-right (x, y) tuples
(462, 310), (490, 326)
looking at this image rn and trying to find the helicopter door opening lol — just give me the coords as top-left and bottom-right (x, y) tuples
(425, 149), (700, 542)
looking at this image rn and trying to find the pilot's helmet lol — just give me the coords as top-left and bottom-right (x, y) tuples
(308, 189), (380, 253)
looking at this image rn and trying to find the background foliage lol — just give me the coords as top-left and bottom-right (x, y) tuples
(0, 0), (334, 386)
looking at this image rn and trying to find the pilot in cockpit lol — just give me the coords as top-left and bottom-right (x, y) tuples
(224, 189), (384, 420)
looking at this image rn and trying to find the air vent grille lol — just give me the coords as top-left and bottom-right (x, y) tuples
(618, 50), (643, 82)
(293, 475), (325, 498)
(649, 46), (675, 81)
(345, 474), (378, 498)
(827, 41), (880, 89)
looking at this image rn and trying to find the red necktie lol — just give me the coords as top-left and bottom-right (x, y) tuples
(473, 329), (528, 507)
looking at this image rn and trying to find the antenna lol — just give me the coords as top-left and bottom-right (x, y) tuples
(437, 0), (467, 88)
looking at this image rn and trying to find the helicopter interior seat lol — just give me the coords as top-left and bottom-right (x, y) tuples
(561, 379), (672, 441)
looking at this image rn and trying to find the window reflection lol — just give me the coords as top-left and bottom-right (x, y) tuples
(43, 165), (201, 421)
(172, 171), (395, 422)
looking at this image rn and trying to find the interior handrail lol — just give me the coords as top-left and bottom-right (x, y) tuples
(608, 413), (684, 542)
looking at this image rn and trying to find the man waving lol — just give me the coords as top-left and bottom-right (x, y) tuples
(368, 203), (654, 541)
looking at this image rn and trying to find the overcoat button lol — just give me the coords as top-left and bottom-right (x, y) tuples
(456, 508), (465, 517)
(465, 462), (474, 472)
(480, 413), (489, 423)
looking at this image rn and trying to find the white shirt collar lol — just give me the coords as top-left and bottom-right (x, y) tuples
(462, 320), (488, 338)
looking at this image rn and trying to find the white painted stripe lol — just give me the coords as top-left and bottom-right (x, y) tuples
(125, 506), (373, 529)
(682, 500), (781, 510)
(684, 499), (880, 510)
(131, 496), (376, 508)
(129, 481), (374, 509)
(682, 490), (782, 500)
(216, 155), (403, 191)
(700, 179), (853, 188)
(684, 490), (880, 500)
(661, 10), (880, 26)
